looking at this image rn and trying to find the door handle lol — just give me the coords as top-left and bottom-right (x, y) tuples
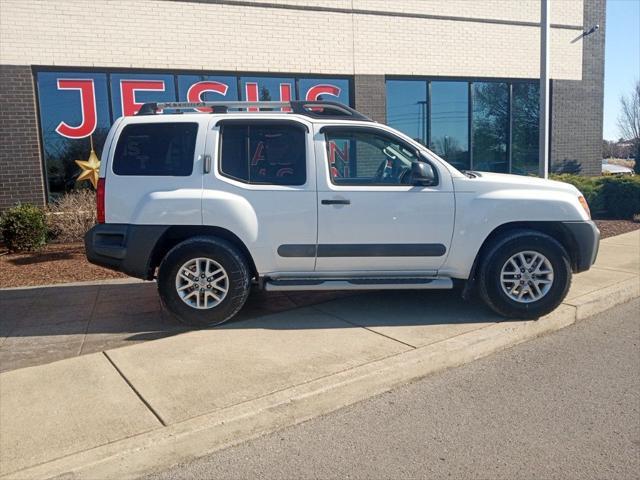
(321, 199), (351, 205)
(202, 154), (212, 174)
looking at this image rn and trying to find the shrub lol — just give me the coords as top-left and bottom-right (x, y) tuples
(551, 174), (640, 219)
(550, 174), (605, 215)
(46, 189), (97, 242)
(0, 203), (47, 252)
(598, 176), (640, 219)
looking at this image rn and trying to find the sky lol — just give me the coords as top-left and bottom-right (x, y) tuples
(603, 0), (640, 140)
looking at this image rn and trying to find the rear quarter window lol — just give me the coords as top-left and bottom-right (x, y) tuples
(113, 123), (198, 176)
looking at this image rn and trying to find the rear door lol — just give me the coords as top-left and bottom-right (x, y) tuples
(106, 116), (209, 225)
(203, 117), (318, 275)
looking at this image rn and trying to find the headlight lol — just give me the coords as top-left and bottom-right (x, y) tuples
(578, 195), (591, 219)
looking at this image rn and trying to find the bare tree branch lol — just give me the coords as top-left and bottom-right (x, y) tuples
(618, 80), (640, 141)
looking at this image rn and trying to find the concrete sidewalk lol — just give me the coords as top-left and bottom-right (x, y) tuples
(1, 230), (638, 479)
(0, 281), (353, 372)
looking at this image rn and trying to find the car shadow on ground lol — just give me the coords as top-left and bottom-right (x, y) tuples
(0, 281), (504, 372)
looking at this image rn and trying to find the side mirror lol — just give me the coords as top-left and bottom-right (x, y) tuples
(410, 161), (436, 186)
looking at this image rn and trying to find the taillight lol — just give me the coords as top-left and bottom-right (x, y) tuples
(97, 177), (105, 224)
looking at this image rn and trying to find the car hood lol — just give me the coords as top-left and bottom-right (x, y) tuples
(454, 171), (581, 195)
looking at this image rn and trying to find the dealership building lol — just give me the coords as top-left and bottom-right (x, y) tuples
(0, 0), (605, 210)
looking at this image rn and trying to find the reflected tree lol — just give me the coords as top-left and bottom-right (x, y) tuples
(472, 83), (508, 172)
(43, 128), (109, 198)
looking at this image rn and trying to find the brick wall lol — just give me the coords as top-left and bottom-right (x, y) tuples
(0, 65), (45, 211)
(550, 0), (605, 176)
(354, 75), (386, 123)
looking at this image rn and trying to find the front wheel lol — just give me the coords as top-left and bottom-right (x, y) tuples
(157, 236), (251, 327)
(478, 230), (572, 319)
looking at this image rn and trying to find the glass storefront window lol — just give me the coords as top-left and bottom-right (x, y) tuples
(36, 72), (112, 198)
(386, 80), (427, 144)
(298, 78), (350, 104)
(385, 78), (539, 175)
(35, 70), (352, 199)
(110, 73), (176, 118)
(239, 76), (296, 104)
(512, 82), (540, 175)
(430, 81), (469, 170)
(177, 75), (239, 108)
(472, 82), (509, 173)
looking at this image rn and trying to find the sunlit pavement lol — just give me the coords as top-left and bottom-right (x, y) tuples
(0, 230), (637, 478)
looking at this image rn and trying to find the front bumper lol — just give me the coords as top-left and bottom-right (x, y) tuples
(562, 220), (600, 273)
(85, 224), (168, 279)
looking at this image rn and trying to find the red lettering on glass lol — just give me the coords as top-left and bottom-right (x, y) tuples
(55, 79), (97, 139)
(328, 140), (350, 177)
(306, 84), (341, 101)
(187, 81), (229, 112)
(120, 80), (165, 116)
(245, 82), (259, 111)
(279, 83), (292, 111)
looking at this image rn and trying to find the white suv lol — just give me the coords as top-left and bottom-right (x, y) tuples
(85, 101), (599, 326)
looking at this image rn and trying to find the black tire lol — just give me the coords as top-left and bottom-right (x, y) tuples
(157, 236), (251, 327)
(478, 229), (572, 319)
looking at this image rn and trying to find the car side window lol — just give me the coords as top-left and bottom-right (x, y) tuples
(324, 128), (419, 186)
(113, 123), (198, 176)
(219, 123), (306, 186)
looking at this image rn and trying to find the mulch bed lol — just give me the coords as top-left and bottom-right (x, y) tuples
(0, 242), (126, 288)
(1, 220), (638, 289)
(594, 219), (639, 239)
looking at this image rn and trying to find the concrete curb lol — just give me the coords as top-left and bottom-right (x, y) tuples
(565, 276), (640, 320)
(0, 277), (148, 292)
(5, 290), (638, 479)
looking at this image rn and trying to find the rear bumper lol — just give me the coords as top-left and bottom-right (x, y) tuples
(562, 220), (600, 273)
(84, 224), (168, 279)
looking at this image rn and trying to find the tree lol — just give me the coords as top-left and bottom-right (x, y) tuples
(617, 80), (640, 173)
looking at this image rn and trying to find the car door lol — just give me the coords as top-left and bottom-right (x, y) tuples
(202, 117), (318, 275)
(314, 124), (455, 274)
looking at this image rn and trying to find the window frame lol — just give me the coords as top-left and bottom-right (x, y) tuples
(320, 125), (439, 188)
(216, 119), (309, 186)
(112, 121), (199, 177)
(385, 76), (539, 174)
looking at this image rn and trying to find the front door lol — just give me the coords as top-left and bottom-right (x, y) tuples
(315, 125), (455, 274)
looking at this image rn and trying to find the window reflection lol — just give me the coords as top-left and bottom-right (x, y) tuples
(512, 82), (540, 175)
(472, 82), (509, 173)
(430, 82), (469, 170)
(385, 78), (540, 176)
(386, 80), (427, 144)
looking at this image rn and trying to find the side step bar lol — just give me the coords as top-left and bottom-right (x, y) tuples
(264, 277), (454, 292)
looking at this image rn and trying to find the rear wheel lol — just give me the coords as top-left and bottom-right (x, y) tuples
(157, 236), (251, 327)
(478, 230), (572, 319)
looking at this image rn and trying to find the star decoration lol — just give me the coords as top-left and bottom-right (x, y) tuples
(75, 137), (100, 189)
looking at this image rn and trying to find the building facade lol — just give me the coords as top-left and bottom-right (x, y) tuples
(0, 0), (605, 210)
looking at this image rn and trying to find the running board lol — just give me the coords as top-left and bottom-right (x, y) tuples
(264, 277), (454, 292)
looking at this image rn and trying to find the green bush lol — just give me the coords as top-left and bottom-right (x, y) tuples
(550, 174), (605, 215)
(0, 203), (47, 252)
(599, 176), (640, 219)
(551, 174), (640, 219)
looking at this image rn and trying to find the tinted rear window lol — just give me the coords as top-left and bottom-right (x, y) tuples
(113, 123), (198, 176)
(219, 123), (306, 185)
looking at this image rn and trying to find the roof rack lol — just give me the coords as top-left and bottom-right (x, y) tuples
(136, 100), (373, 122)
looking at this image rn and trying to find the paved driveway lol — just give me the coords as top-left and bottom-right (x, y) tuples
(0, 281), (352, 372)
(1, 229), (638, 374)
